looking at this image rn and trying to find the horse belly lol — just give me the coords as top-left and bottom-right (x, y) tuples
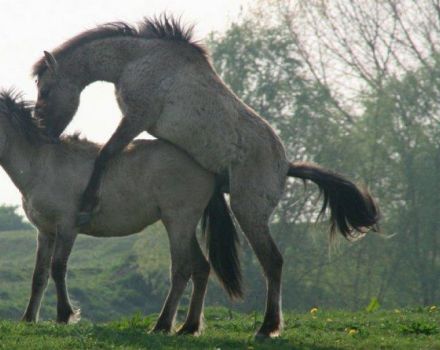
(86, 204), (160, 237)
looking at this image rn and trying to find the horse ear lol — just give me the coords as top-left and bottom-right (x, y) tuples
(43, 51), (58, 75)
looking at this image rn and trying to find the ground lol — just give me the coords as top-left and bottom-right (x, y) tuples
(0, 307), (438, 349)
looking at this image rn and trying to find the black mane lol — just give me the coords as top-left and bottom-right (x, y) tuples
(32, 14), (207, 77)
(0, 89), (50, 144)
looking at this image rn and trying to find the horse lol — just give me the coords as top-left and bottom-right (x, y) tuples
(0, 89), (242, 334)
(32, 16), (380, 337)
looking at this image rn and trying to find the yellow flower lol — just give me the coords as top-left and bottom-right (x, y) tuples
(429, 305), (437, 312)
(310, 307), (318, 315)
(347, 328), (358, 336)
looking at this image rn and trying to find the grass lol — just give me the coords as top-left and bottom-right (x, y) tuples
(0, 307), (439, 349)
(1, 230), (439, 348)
(0, 230), (160, 321)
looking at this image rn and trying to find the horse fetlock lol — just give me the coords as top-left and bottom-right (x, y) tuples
(68, 309), (81, 324)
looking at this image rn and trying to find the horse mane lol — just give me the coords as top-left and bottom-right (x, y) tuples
(0, 90), (99, 153)
(0, 89), (52, 144)
(60, 133), (100, 154)
(32, 14), (207, 77)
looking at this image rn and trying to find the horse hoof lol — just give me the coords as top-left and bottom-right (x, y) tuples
(21, 315), (36, 323)
(150, 324), (172, 334)
(254, 329), (281, 340)
(176, 324), (201, 336)
(76, 211), (92, 227)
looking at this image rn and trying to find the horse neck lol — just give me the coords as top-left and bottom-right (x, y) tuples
(1, 130), (42, 197)
(60, 37), (150, 87)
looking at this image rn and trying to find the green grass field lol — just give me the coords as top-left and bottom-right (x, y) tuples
(0, 307), (439, 349)
(1, 230), (439, 349)
(0, 230), (162, 321)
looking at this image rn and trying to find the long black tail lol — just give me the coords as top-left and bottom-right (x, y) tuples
(202, 188), (243, 299)
(288, 162), (380, 240)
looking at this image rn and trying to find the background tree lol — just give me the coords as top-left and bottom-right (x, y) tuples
(0, 205), (31, 232)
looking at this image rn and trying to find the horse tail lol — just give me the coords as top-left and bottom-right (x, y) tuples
(202, 188), (243, 299)
(288, 162), (380, 240)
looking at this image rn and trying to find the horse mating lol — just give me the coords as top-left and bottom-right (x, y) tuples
(0, 89), (378, 336)
(24, 15), (380, 338)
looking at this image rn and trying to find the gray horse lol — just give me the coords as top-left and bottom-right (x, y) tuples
(1, 90), (378, 336)
(32, 16), (379, 337)
(0, 90), (239, 334)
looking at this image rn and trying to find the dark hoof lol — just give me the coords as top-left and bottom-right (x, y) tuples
(255, 322), (282, 339)
(255, 329), (281, 340)
(76, 211), (92, 228)
(21, 315), (36, 323)
(177, 323), (201, 336)
(150, 324), (172, 334)
(57, 309), (80, 324)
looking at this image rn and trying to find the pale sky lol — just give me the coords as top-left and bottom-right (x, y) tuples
(0, 0), (249, 207)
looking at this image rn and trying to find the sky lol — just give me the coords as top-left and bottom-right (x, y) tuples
(0, 0), (249, 207)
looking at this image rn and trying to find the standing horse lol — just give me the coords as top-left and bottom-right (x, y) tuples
(32, 16), (379, 337)
(0, 90), (238, 334)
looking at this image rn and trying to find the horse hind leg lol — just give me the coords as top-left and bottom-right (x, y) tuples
(152, 216), (195, 333)
(177, 236), (210, 335)
(229, 164), (286, 338)
(232, 204), (284, 338)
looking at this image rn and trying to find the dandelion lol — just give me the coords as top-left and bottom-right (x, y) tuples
(347, 328), (358, 336)
(310, 307), (318, 316)
(429, 306), (437, 312)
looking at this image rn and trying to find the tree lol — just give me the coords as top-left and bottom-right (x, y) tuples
(0, 205), (32, 231)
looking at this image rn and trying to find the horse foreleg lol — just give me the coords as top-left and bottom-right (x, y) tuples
(177, 236), (210, 335)
(77, 117), (141, 226)
(22, 232), (54, 322)
(51, 226), (79, 324)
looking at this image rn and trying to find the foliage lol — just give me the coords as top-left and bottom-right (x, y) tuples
(0, 206), (31, 232)
(365, 297), (380, 313)
(204, 0), (440, 310)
